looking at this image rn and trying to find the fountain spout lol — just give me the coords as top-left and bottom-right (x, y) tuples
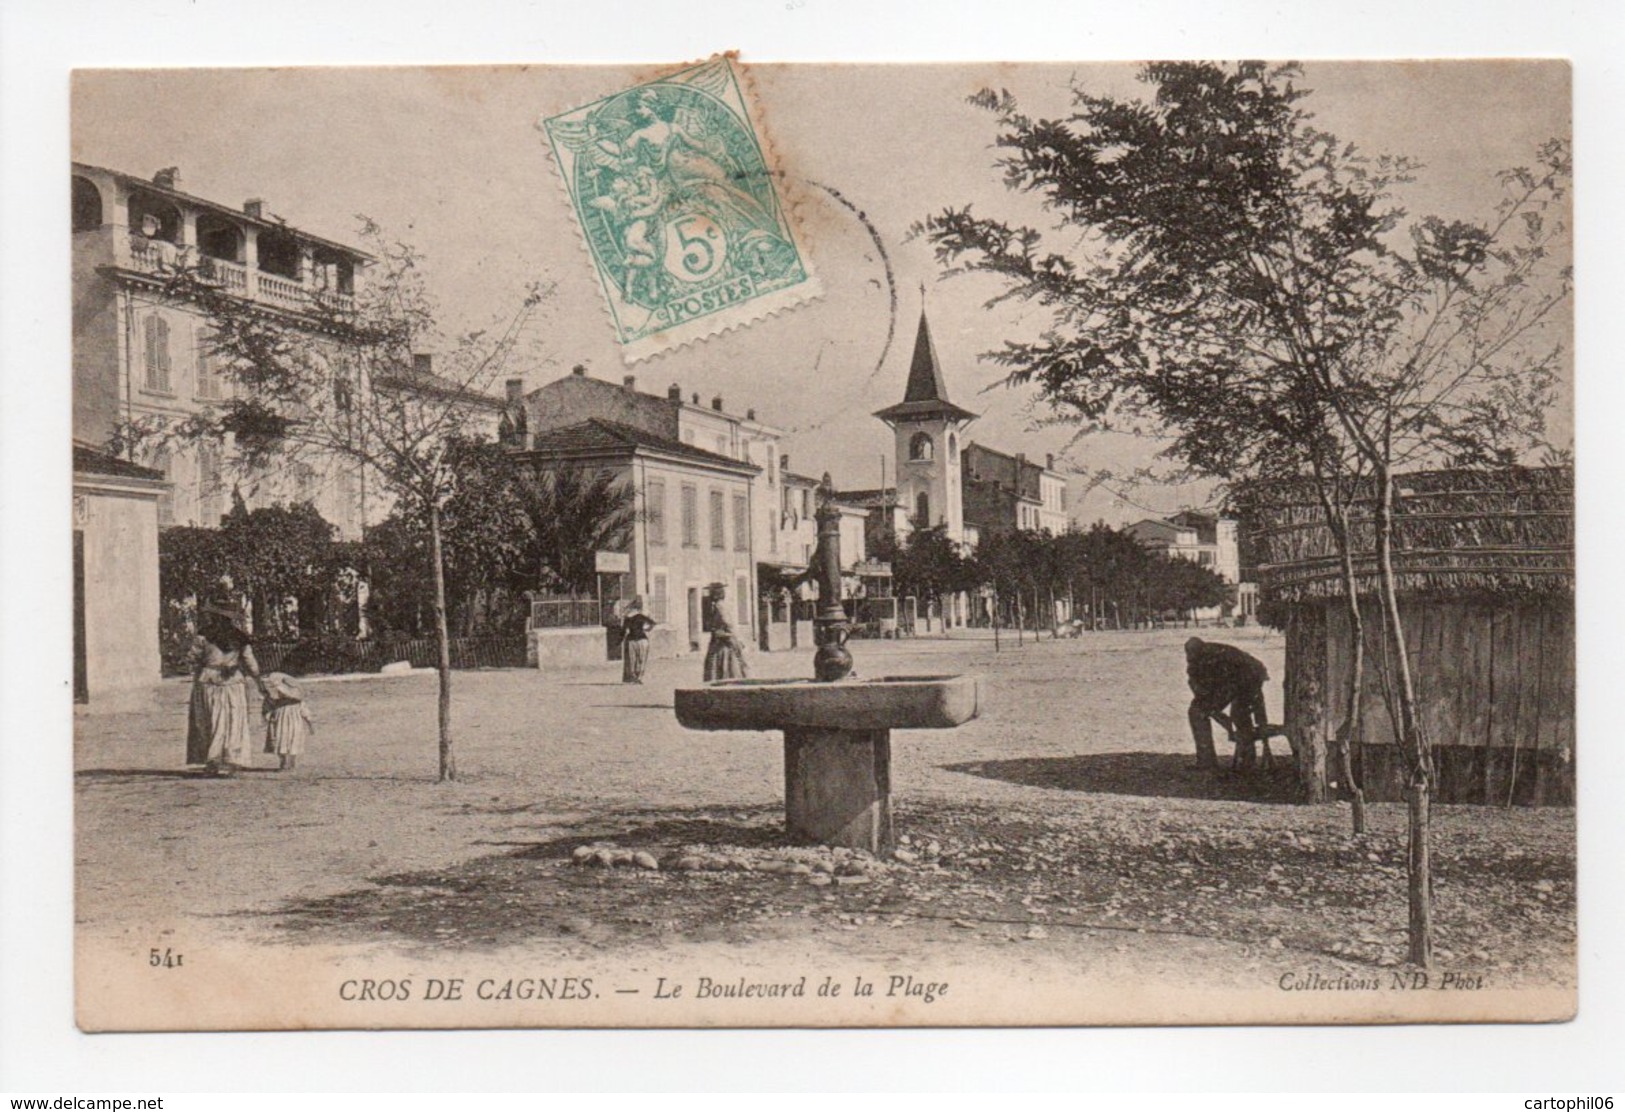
(811, 473), (854, 682)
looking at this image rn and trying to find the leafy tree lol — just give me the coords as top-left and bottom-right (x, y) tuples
(1142, 550), (1229, 617)
(355, 513), (434, 636)
(159, 498), (338, 634)
(118, 221), (550, 782)
(434, 438), (537, 632)
(221, 499), (340, 637)
(967, 529), (1034, 644)
(892, 524), (974, 625)
(922, 61), (1570, 965)
(509, 464), (638, 597)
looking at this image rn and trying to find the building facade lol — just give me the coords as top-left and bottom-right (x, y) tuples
(1126, 510), (1248, 620)
(520, 365), (788, 576)
(962, 443), (1069, 538)
(517, 419), (761, 654)
(72, 163), (374, 538)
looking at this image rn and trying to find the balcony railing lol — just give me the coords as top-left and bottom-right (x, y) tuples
(127, 235), (178, 272)
(256, 272), (306, 311)
(199, 256), (248, 293)
(123, 236), (355, 315)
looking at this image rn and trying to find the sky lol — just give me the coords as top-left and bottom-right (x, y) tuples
(73, 60), (1572, 524)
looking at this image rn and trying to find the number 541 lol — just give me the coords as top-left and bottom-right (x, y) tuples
(149, 947), (183, 968)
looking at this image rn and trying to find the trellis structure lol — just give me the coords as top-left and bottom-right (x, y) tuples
(1249, 467), (1574, 806)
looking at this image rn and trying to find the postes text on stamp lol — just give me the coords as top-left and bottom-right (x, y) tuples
(543, 57), (818, 361)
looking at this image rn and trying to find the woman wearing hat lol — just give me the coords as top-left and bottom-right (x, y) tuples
(186, 600), (266, 776)
(620, 597), (656, 684)
(702, 583), (748, 682)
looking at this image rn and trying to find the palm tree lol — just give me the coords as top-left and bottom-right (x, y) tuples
(510, 464), (637, 596)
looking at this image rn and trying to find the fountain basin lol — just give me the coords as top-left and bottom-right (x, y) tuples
(675, 674), (980, 733)
(674, 674), (981, 855)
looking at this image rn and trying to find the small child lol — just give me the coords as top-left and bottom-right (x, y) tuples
(262, 672), (314, 771)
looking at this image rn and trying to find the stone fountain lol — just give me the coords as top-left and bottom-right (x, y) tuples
(675, 475), (981, 855)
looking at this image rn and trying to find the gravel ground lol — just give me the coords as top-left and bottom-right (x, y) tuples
(75, 626), (1576, 1009)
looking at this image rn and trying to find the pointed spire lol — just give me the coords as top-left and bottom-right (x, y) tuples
(872, 301), (978, 428)
(902, 307), (951, 405)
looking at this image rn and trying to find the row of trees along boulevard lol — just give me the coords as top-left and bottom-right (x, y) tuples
(121, 223), (630, 783)
(920, 62), (1570, 967)
(885, 520), (1230, 646)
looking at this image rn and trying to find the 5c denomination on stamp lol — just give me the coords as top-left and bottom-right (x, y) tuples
(542, 56), (819, 361)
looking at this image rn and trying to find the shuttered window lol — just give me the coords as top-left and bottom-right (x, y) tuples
(651, 572), (669, 623)
(709, 490), (726, 549)
(680, 484), (698, 547)
(646, 478), (667, 546)
(194, 325), (220, 399)
(143, 314), (172, 393)
(732, 493), (748, 552)
(196, 442), (222, 524)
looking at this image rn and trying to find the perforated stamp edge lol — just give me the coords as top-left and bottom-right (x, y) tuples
(537, 52), (824, 365)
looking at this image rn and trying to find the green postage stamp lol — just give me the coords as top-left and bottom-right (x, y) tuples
(543, 57), (819, 361)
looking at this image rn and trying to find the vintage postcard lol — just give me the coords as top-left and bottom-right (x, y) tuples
(70, 59), (1574, 1031)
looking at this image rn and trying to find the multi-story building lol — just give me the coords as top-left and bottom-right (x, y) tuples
(72, 163), (374, 537)
(516, 419), (761, 654)
(519, 365), (789, 569)
(1126, 510), (1250, 621)
(776, 460), (871, 578)
(962, 443), (1069, 538)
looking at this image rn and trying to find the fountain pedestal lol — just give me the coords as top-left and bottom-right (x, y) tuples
(784, 728), (891, 851)
(674, 674), (979, 855)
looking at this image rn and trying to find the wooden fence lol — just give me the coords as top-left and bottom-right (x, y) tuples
(254, 634), (529, 676)
(1283, 592), (1574, 806)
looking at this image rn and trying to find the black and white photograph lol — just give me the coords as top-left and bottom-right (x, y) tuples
(56, 53), (1582, 1033)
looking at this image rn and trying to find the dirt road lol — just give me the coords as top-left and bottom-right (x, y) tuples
(74, 627), (1575, 1027)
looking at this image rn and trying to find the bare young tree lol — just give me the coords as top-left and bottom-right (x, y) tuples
(921, 62), (1570, 965)
(116, 220), (552, 782)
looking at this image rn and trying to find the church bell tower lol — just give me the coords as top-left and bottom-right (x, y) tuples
(874, 306), (977, 546)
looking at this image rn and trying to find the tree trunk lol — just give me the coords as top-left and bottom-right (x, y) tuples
(1406, 776), (1433, 969)
(992, 589), (1001, 652)
(1318, 501), (1370, 835)
(1334, 529), (1369, 835)
(1376, 468), (1430, 966)
(428, 502), (456, 783)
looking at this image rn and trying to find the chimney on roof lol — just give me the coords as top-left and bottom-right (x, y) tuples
(746, 408), (756, 421)
(1046, 453), (1055, 470)
(153, 167), (180, 191)
(505, 378), (524, 403)
(668, 383), (682, 401)
(780, 453), (789, 473)
(691, 392), (700, 405)
(413, 353), (433, 376)
(572, 363), (587, 377)
(711, 395), (724, 412)
(623, 375), (636, 390)
(1016, 452), (1026, 468)
(243, 198), (265, 219)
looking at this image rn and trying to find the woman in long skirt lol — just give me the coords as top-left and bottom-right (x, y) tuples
(702, 585), (748, 682)
(186, 602), (265, 776)
(620, 597), (656, 684)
